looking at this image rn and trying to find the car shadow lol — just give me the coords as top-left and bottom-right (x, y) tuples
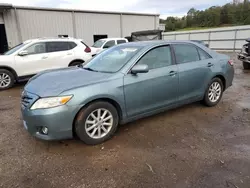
(43, 101), (205, 151)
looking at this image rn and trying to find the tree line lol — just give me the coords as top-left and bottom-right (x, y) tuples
(160, 0), (250, 31)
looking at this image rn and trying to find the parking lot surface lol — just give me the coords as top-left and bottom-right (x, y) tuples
(0, 53), (250, 188)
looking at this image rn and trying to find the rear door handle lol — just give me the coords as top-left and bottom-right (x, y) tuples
(169, 71), (177, 76)
(67, 53), (73, 55)
(41, 56), (48, 59)
(207, 62), (214, 67)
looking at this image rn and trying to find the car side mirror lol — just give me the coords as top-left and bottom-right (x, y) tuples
(131, 64), (149, 74)
(18, 50), (28, 56)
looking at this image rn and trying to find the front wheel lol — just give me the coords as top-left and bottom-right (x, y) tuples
(69, 61), (83, 67)
(243, 61), (250, 70)
(203, 78), (223, 107)
(75, 101), (119, 145)
(0, 69), (15, 90)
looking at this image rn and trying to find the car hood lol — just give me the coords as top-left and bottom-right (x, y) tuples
(25, 67), (114, 97)
(90, 47), (103, 54)
(0, 55), (14, 62)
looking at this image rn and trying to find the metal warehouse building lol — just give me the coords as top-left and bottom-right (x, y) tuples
(0, 4), (159, 53)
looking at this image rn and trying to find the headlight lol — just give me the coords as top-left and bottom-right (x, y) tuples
(30, 95), (73, 110)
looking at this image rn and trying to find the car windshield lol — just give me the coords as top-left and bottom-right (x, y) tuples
(92, 39), (106, 48)
(3, 43), (27, 55)
(83, 45), (142, 73)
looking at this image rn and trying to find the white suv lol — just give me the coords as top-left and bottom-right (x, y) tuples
(91, 38), (128, 55)
(0, 37), (92, 90)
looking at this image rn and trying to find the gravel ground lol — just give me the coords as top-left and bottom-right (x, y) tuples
(0, 53), (250, 188)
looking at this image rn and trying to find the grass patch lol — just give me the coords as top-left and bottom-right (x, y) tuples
(175, 25), (236, 31)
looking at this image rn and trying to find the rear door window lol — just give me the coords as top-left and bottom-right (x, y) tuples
(68, 42), (77, 49)
(197, 48), (211, 60)
(46, 42), (70, 53)
(117, 40), (127, 44)
(173, 44), (200, 64)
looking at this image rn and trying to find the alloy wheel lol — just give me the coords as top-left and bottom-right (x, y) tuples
(208, 82), (221, 103)
(0, 73), (11, 88)
(85, 108), (113, 139)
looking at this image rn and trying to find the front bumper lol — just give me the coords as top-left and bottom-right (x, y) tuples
(21, 92), (80, 140)
(238, 52), (250, 63)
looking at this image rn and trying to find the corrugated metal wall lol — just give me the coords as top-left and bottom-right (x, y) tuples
(75, 12), (121, 45)
(122, 15), (156, 37)
(162, 25), (250, 51)
(2, 10), (19, 48)
(17, 9), (74, 41)
(0, 13), (4, 24)
(3, 8), (158, 47)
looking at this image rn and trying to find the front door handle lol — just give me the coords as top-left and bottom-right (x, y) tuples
(207, 62), (214, 67)
(67, 53), (73, 55)
(169, 71), (177, 76)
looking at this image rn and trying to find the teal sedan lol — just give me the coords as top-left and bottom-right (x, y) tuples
(21, 41), (234, 145)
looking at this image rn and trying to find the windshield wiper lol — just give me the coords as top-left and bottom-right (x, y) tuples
(82, 67), (99, 72)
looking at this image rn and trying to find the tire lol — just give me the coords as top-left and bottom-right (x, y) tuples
(0, 69), (15, 90)
(69, 61), (83, 67)
(75, 101), (119, 145)
(203, 78), (224, 107)
(243, 61), (250, 70)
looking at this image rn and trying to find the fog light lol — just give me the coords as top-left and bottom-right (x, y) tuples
(41, 127), (48, 135)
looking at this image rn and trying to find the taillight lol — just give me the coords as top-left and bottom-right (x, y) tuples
(85, 47), (91, 53)
(228, 60), (234, 66)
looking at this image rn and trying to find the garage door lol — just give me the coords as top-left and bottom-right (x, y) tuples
(0, 13), (3, 24)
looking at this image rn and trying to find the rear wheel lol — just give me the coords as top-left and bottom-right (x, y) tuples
(243, 61), (250, 70)
(0, 69), (15, 90)
(75, 101), (119, 145)
(203, 78), (223, 107)
(69, 61), (83, 67)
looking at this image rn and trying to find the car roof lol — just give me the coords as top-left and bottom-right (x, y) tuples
(119, 40), (199, 47)
(100, 38), (128, 41)
(23, 37), (81, 43)
(118, 40), (218, 58)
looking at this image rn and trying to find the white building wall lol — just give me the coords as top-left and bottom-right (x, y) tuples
(75, 13), (121, 45)
(16, 9), (74, 41)
(3, 9), (19, 48)
(122, 15), (156, 37)
(3, 7), (159, 47)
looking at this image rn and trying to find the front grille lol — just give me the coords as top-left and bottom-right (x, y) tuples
(243, 44), (249, 54)
(21, 95), (33, 108)
(21, 91), (38, 109)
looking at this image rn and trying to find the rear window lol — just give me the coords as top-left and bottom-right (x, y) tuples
(69, 42), (77, 49)
(81, 41), (88, 47)
(117, 40), (127, 44)
(46, 42), (75, 52)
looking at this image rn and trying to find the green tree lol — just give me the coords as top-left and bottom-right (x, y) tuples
(162, 0), (250, 31)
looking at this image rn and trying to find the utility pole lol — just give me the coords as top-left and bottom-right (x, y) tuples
(233, 0), (242, 4)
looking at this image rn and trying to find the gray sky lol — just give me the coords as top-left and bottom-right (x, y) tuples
(0, 0), (233, 18)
